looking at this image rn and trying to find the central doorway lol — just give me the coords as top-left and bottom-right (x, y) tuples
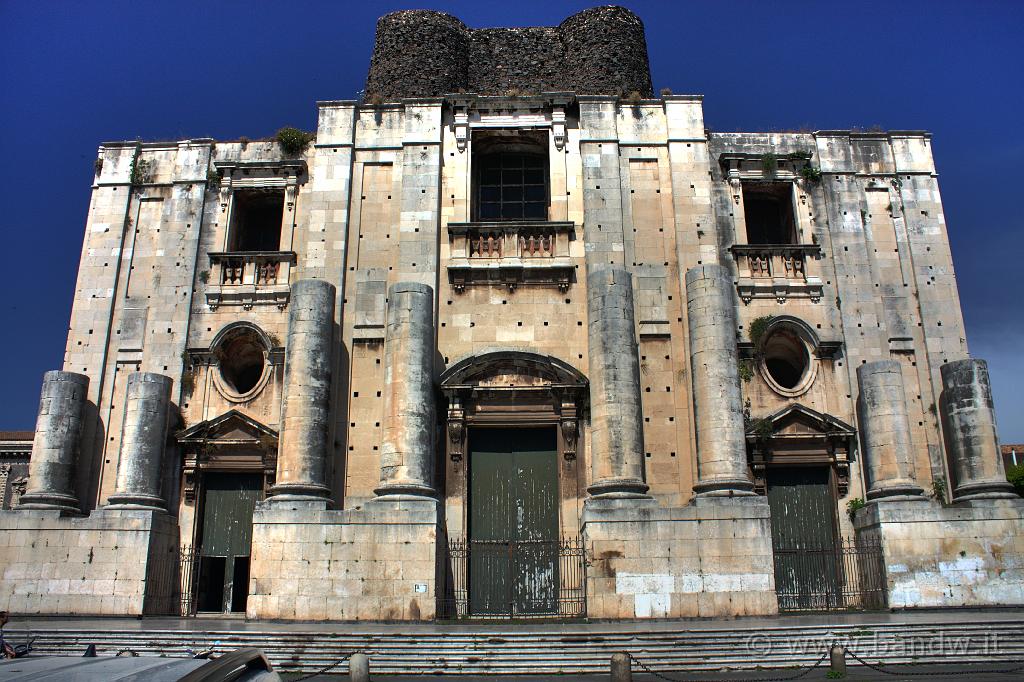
(468, 427), (559, 616)
(196, 472), (262, 613)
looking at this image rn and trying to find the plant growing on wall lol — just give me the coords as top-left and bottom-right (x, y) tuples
(846, 497), (866, 521)
(750, 417), (774, 443)
(747, 315), (774, 348)
(761, 152), (778, 175)
(738, 359), (754, 383)
(275, 127), (314, 156)
(931, 476), (948, 503)
(800, 164), (823, 182)
(129, 157), (152, 186)
(622, 90), (643, 104)
(206, 168), (222, 187)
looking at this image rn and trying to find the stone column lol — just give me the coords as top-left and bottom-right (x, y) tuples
(376, 282), (436, 498)
(106, 372), (172, 509)
(586, 264), (649, 498)
(269, 279), (336, 504)
(685, 265), (754, 495)
(19, 371), (90, 513)
(940, 359), (1016, 501)
(856, 361), (926, 500)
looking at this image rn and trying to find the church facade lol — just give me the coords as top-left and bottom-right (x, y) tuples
(2, 7), (1021, 621)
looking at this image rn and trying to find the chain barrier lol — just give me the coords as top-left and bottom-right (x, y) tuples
(843, 644), (1024, 677)
(292, 651), (354, 681)
(628, 639), (1024, 681)
(628, 648), (829, 682)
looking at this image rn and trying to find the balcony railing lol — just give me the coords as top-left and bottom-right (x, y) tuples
(448, 221), (575, 292)
(205, 251), (296, 310)
(729, 244), (823, 304)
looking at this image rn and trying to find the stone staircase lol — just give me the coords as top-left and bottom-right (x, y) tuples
(8, 615), (1024, 676)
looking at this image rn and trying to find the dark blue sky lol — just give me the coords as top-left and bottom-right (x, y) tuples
(2, 1), (1021, 439)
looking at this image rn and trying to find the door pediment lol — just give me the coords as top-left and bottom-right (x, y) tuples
(177, 410), (278, 501)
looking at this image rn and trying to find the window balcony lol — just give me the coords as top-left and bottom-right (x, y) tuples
(205, 251), (296, 310)
(729, 244), (823, 304)
(447, 221), (576, 292)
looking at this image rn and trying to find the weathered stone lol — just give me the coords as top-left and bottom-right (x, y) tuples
(857, 361), (926, 500)
(586, 264), (649, 498)
(19, 371), (89, 514)
(376, 282), (436, 498)
(269, 279), (336, 505)
(685, 265), (754, 496)
(940, 359), (1016, 500)
(106, 372), (172, 510)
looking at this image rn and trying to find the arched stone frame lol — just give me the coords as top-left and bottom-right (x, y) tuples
(742, 315), (842, 399)
(200, 322), (280, 403)
(439, 350), (589, 538)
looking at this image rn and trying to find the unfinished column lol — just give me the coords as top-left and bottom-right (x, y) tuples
(269, 279), (336, 503)
(19, 371), (90, 513)
(106, 372), (172, 509)
(685, 265), (754, 495)
(586, 264), (649, 498)
(940, 359), (1016, 501)
(856, 361), (926, 500)
(376, 282), (436, 498)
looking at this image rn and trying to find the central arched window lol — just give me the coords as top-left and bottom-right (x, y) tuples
(472, 130), (549, 222)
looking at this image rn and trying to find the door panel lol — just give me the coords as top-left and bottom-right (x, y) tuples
(198, 472), (263, 612)
(468, 427), (558, 615)
(767, 467), (841, 610)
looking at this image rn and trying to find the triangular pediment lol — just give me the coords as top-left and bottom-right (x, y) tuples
(177, 409), (277, 444)
(747, 403), (854, 440)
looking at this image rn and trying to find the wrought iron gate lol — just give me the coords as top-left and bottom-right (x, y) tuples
(773, 538), (887, 611)
(438, 537), (586, 619)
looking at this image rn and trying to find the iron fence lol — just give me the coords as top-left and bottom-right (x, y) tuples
(438, 537), (586, 620)
(773, 537), (887, 612)
(141, 544), (199, 616)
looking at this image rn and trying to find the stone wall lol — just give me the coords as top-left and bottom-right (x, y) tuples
(0, 509), (176, 615)
(854, 499), (1024, 608)
(364, 7), (652, 99)
(583, 498), (777, 618)
(247, 498), (439, 621)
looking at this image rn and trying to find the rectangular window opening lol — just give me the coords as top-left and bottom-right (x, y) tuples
(472, 130), (549, 222)
(229, 188), (285, 251)
(742, 182), (798, 245)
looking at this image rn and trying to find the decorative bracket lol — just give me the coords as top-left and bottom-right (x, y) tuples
(559, 402), (578, 460)
(552, 105), (567, 151)
(454, 108), (469, 153)
(447, 400), (466, 462)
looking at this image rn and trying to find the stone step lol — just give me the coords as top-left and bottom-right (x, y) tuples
(11, 619), (1024, 675)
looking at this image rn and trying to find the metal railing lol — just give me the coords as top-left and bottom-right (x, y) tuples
(438, 537), (586, 620)
(773, 537), (887, 612)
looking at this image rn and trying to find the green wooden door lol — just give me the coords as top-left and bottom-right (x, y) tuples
(767, 467), (841, 610)
(469, 427), (559, 616)
(197, 472), (262, 613)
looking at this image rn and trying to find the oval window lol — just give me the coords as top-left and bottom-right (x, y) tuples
(217, 330), (266, 396)
(759, 325), (816, 396)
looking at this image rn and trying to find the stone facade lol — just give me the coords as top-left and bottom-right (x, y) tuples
(3, 6), (1021, 620)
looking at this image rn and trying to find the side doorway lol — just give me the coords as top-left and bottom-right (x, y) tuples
(196, 472), (263, 614)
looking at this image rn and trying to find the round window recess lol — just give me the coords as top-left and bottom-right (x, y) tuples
(214, 329), (270, 401)
(759, 326), (817, 397)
